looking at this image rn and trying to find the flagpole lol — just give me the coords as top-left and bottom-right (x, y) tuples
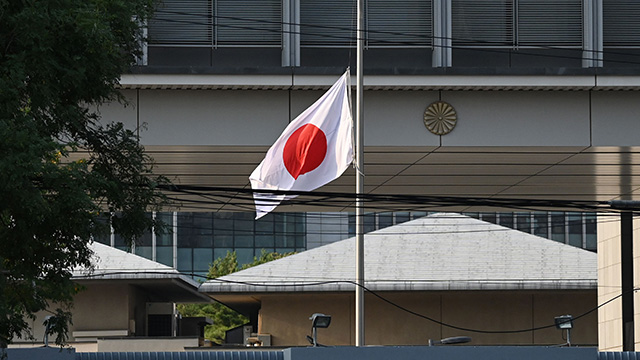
(355, 0), (365, 347)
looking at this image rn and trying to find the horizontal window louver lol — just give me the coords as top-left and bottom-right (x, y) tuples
(216, 0), (282, 46)
(148, 0), (213, 45)
(367, 0), (433, 47)
(301, 0), (357, 47)
(603, 0), (640, 46)
(452, 0), (513, 46)
(517, 0), (582, 46)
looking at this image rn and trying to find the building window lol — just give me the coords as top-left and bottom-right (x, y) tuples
(148, 0), (213, 46)
(603, 0), (640, 47)
(452, 0), (583, 48)
(367, 0), (432, 47)
(148, 0), (282, 47)
(300, 0), (356, 47)
(452, 0), (514, 47)
(517, 0), (582, 47)
(300, 0), (432, 48)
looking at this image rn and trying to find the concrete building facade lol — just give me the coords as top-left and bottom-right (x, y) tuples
(90, 0), (640, 351)
(202, 214), (598, 346)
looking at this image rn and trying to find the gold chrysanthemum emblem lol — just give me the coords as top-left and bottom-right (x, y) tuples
(423, 101), (457, 135)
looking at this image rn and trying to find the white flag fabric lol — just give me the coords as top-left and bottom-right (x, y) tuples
(250, 70), (353, 219)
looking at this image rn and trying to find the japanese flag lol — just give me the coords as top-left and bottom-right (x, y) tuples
(250, 70), (354, 219)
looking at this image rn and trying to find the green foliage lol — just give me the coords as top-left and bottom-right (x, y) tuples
(0, 0), (165, 347)
(178, 250), (295, 345)
(206, 250), (239, 279)
(243, 249), (296, 270)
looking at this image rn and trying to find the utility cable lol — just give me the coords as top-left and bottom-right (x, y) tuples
(149, 9), (640, 65)
(74, 269), (624, 335)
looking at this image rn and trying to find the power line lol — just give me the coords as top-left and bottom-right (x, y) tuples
(162, 184), (637, 214)
(146, 212), (611, 239)
(148, 9), (640, 65)
(75, 269), (616, 336)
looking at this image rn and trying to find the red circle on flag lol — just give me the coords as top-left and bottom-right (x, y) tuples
(283, 124), (327, 180)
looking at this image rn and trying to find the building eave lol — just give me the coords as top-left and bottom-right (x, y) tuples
(118, 67), (640, 91)
(201, 279), (597, 294)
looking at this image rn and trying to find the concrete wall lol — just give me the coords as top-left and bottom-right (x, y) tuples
(12, 283), (132, 345)
(597, 214), (640, 352)
(97, 337), (199, 352)
(96, 89), (640, 148)
(257, 290), (597, 347)
(73, 284), (131, 336)
(283, 346), (597, 360)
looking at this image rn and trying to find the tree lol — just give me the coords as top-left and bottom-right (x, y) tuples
(0, 0), (166, 348)
(178, 250), (295, 344)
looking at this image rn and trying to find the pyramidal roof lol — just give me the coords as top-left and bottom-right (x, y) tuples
(200, 213), (597, 293)
(72, 242), (182, 281)
(72, 243), (212, 302)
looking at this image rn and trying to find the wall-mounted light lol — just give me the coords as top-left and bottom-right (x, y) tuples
(428, 336), (472, 346)
(555, 315), (574, 346)
(308, 313), (331, 347)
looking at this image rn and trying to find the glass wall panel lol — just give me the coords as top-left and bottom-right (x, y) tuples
(396, 212), (411, 224)
(177, 248), (193, 273)
(213, 212), (234, 248)
(551, 212), (566, 242)
(214, 248), (234, 262)
(533, 213), (549, 238)
(364, 213), (376, 233)
(193, 248), (213, 272)
(135, 246), (153, 260)
(463, 212), (479, 219)
(178, 212), (213, 247)
(568, 212), (583, 247)
(156, 212), (174, 246)
(482, 213), (497, 224)
(348, 213), (355, 235)
(156, 247), (173, 267)
(236, 248), (255, 266)
(585, 213), (597, 251)
(410, 212), (427, 220)
(255, 235), (275, 249)
(378, 212), (393, 229)
(115, 233), (148, 251)
(276, 235), (296, 248)
(234, 212), (254, 247)
(93, 214), (111, 245)
(515, 212), (531, 233)
(499, 212), (514, 228)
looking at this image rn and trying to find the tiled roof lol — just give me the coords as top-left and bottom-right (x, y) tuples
(201, 213), (597, 293)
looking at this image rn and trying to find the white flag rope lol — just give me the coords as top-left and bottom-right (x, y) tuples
(250, 70), (354, 219)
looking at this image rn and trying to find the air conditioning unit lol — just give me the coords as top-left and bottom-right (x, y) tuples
(245, 329), (272, 347)
(146, 303), (177, 337)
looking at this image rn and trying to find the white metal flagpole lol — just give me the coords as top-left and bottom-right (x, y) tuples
(355, 0), (365, 347)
